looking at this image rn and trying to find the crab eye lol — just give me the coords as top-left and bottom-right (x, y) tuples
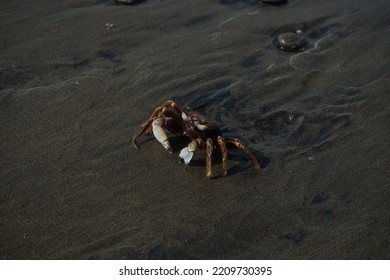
(194, 121), (208, 131)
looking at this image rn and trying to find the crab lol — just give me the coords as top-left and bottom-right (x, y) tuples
(132, 100), (261, 178)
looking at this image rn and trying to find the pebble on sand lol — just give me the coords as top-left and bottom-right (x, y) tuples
(274, 32), (304, 51)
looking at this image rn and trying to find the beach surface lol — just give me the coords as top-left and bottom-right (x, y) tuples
(1, 0), (389, 259)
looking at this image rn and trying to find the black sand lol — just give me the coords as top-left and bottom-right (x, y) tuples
(1, 0), (389, 259)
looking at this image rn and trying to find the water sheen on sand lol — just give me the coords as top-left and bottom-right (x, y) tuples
(0, 0), (389, 259)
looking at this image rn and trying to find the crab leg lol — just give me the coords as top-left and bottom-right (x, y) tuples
(161, 99), (183, 116)
(217, 136), (229, 176)
(179, 139), (197, 165)
(226, 138), (261, 169)
(132, 105), (165, 148)
(133, 118), (154, 149)
(206, 138), (213, 178)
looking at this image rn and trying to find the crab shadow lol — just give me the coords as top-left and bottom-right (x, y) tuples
(134, 135), (270, 178)
(172, 137), (270, 178)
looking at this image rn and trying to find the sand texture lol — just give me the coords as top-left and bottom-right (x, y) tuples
(1, 0), (389, 259)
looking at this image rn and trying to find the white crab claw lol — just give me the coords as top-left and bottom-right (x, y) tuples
(179, 140), (197, 165)
(179, 147), (194, 165)
(152, 119), (172, 152)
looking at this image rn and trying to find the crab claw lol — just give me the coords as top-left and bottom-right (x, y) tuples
(179, 140), (197, 165)
(152, 118), (172, 153)
(179, 147), (193, 165)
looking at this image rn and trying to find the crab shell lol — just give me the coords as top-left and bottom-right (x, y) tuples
(173, 106), (222, 148)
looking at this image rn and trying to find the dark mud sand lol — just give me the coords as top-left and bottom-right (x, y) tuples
(0, 0), (389, 259)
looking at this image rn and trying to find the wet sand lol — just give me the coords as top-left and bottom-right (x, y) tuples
(0, 0), (389, 259)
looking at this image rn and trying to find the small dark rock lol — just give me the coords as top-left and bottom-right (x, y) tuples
(274, 32), (304, 52)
